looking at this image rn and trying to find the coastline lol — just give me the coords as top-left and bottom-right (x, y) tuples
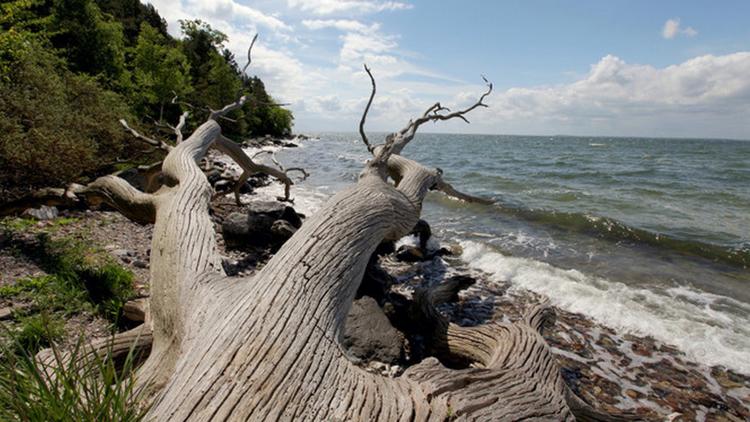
(2, 136), (748, 420)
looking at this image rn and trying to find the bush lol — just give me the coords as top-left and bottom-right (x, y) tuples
(0, 31), (132, 201)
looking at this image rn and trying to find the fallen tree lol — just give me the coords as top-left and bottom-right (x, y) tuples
(35, 42), (636, 421)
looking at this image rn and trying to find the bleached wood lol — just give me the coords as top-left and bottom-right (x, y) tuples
(51, 46), (639, 421)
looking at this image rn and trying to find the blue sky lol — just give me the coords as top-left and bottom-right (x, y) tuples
(148, 0), (750, 139)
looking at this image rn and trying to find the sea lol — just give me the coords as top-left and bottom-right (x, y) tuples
(241, 133), (750, 375)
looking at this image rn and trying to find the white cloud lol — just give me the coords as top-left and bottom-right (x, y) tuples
(287, 0), (412, 15)
(484, 52), (750, 138)
(662, 18), (697, 39)
(148, 0), (290, 35)
(302, 19), (378, 33)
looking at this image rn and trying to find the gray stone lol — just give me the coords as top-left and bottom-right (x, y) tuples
(23, 205), (58, 220)
(395, 245), (425, 262)
(342, 296), (404, 364)
(221, 201), (303, 248)
(270, 219), (297, 239)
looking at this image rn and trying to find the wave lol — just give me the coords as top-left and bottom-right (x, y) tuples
(459, 240), (750, 375)
(490, 202), (749, 268)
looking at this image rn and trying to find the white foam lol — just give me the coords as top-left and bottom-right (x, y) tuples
(459, 240), (750, 375)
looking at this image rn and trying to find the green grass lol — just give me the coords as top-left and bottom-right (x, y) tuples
(0, 332), (147, 421)
(36, 234), (135, 323)
(0, 222), (145, 420)
(1, 232), (136, 356)
(11, 313), (66, 355)
(0, 217), (38, 232)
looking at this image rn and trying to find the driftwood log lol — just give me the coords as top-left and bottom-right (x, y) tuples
(36, 43), (636, 420)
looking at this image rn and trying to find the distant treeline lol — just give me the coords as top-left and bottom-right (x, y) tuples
(0, 0), (293, 200)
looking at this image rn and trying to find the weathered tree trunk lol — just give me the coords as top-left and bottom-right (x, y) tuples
(50, 49), (636, 421)
(117, 116), (574, 420)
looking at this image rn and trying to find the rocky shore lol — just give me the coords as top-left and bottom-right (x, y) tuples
(2, 135), (749, 421)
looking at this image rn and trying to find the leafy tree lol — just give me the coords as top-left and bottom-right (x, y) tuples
(179, 19), (228, 80)
(0, 0), (53, 33)
(132, 23), (191, 120)
(96, 0), (167, 45)
(49, 0), (129, 89)
(0, 31), (132, 200)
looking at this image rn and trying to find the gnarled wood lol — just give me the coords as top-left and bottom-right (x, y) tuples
(60, 47), (635, 421)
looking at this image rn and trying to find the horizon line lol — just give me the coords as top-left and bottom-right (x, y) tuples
(293, 130), (750, 142)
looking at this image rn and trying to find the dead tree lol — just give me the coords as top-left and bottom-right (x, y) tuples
(44, 50), (636, 421)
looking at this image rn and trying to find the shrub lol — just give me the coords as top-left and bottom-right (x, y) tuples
(0, 31), (132, 201)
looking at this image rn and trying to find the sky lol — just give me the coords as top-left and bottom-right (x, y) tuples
(147, 0), (750, 139)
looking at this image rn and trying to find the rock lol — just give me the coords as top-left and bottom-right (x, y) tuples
(343, 296), (404, 364)
(122, 298), (148, 323)
(213, 179), (233, 192)
(409, 219), (432, 250)
(205, 169), (222, 184)
(111, 249), (134, 258)
(0, 307), (13, 320)
(395, 245), (425, 262)
(23, 205), (58, 220)
(0, 304), (31, 320)
(222, 201), (303, 248)
(133, 260), (149, 269)
(625, 389), (641, 399)
(270, 219), (297, 239)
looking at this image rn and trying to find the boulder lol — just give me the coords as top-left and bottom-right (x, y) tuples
(270, 219), (297, 239)
(343, 296), (404, 364)
(23, 205), (58, 220)
(410, 219), (432, 250)
(222, 201), (303, 248)
(395, 245), (425, 262)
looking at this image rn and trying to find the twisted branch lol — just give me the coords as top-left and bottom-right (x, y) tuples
(359, 69), (493, 204)
(391, 75), (493, 155)
(359, 64), (376, 153)
(120, 119), (173, 152)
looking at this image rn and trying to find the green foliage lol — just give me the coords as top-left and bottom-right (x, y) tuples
(0, 334), (147, 421)
(0, 0), (53, 33)
(96, 0), (167, 45)
(49, 0), (129, 88)
(0, 232), (135, 328)
(132, 23), (191, 119)
(0, 0), (294, 203)
(38, 235), (135, 321)
(11, 313), (66, 354)
(0, 216), (38, 232)
(0, 32), (132, 198)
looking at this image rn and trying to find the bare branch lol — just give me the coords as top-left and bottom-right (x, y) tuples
(359, 64), (376, 153)
(82, 175), (158, 224)
(120, 119), (173, 152)
(285, 167), (309, 181)
(213, 135), (296, 204)
(435, 178), (494, 204)
(240, 33), (258, 76)
(390, 76), (493, 155)
(210, 34), (260, 121)
(252, 150), (273, 160)
(174, 111), (189, 144)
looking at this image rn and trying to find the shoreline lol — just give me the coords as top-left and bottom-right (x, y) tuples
(2, 137), (748, 420)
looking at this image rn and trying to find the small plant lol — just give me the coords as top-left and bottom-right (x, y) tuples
(0, 330), (147, 421)
(0, 217), (37, 232)
(38, 234), (135, 323)
(12, 313), (65, 355)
